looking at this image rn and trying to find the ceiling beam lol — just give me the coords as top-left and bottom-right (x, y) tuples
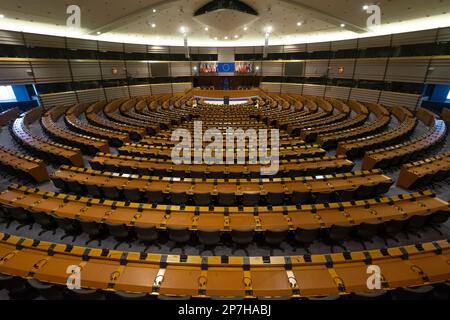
(277, 0), (369, 33)
(88, 0), (180, 35)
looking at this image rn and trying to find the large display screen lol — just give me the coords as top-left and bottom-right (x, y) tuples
(235, 62), (254, 74)
(197, 62), (254, 74)
(217, 62), (235, 73)
(199, 62), (217, 73)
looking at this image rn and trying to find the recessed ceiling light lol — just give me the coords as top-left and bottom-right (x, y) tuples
(96, 31), (102, 35)
(297, 22), (302, 26)
(151, 23), (156, 28)
(363, 5), (369, 10)
(234, 35), (238, 38)
(243, 26), (248, 31)
(340, 23), (346, 27)
(0, 14), (5, 19)
(152, 9), (157, 13)
(264, 26), (273, 33)
(180, 26), (187, 34)
(214, 37), (218, 40)
(204, 27), (209, 31)
(224, 36), (228, 40)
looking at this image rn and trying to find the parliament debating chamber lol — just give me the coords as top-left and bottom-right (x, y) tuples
(0, 0), (450, 306)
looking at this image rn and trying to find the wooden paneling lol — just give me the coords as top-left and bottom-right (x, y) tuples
(100, 61), (126, 80)
(385, 58), (428, 83)
(151, 83), (172, 94)
(125, 61), (150, 79)
(0, 60), (34, 85)
(426, 58), (450, 84)
(358, 35), (391, 49)
(98, 41), (124, 53)
(0, 30), (24, 45)
(172, 82), (192, 93)
(392, 29), (438, 46)
(70, 60), (102, 82)
(354, 58), (388, 81)
(77, 88), (106, 104)
(325, 86), (351, 101)
(39, 91), (78, 108)
(303, 84), (326, 96)
(66, 38), (98, 51)
(262, 61), (283, 76)
(331, 39), (358, 51)
(129, 84), (151, 97)
(123, 43), (147, 53)
(105, 86), (129, 100)
(349, 88), (380, 103)
(304, 60), (328, 78)
(170, 62), (192, 77)
(283, 43), (307, 53)
(260, 82), (281, 93)
(281, 83), (302, 94)
(148, 45), (169, 54)
(308, 42), (331, 52)
(328, 59), (355, 79)
(23, 34), (65, 48)
(31, 60), (72, 84)
(379, 91), (420, 110)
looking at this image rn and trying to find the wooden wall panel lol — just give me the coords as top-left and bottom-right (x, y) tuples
(305, 60), (328, 78)
(385, 58), (428, 83)
(77, 89), (106, 104)
(349, 88), (380, 103)
(379, 91), (420, 110)
(39, 91), (77, 108)
(31, 60), (72, 84)
(0, 60), (34, 84)
(354, 58), (388, 81)
(125, 61), (150, 79)
(303, 84), (325, 96)
(281, 83), (303, 94)
(325, 86), (351, 100)
(328, 59), (355, 79)
(105, 86), (129, 100)
(262, 61), (283, 76)
(70, 60), (102, 82)
(129, 85), (151, 97)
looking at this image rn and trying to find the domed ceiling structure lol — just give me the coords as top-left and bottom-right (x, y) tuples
(0, 0), (448, 46)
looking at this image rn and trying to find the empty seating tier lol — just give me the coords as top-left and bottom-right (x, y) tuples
(397, 151), (450, 189)
(0, 232), (449, 299)
(362, 118), (446, 170)
(0, 88), (449, 301)
(0, 146), (49, 182)
(51, 166), (393, 205)
(41, 106), (109, 155)
(0, 107), (20, 127)
(317, 102), (391, 149)
(0, 184), (448, 245)
(85, 101), (147, 141)
(103, 99), (160, 135)
(118, 143), (327, 160)
(337, 106), (417, 158)
(65, 103), (130, 148)
(11, 108), (84, 167)
(89, 153), (354, 178)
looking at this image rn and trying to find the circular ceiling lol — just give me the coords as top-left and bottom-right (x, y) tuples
(0, 0), (449, 46)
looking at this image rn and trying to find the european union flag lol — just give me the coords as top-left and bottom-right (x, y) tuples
(217, 62), (235, 73)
